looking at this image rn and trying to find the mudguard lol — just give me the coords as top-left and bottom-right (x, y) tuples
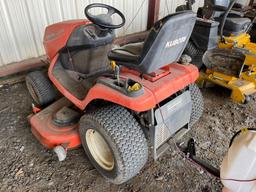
(48, 54), (199, 112)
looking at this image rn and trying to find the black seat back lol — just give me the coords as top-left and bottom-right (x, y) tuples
(210, 0), (230, 17)
(137, 11), (196, 73)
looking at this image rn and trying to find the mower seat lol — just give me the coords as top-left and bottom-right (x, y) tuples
(108, 11), (196, 74)
(227, 10), (244, 18)
(109, 42), (144, 63)
(206, 0), (251, 35)
(215, 16), (251, 36)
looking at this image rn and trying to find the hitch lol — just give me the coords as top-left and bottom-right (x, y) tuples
(178, 138), (220, 178)
(111, 61), (120, 85)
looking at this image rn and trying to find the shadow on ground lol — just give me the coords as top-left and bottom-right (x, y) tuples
(0, 83), (255, 192)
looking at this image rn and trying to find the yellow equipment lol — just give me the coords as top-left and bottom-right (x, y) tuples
(195, 0), (256, 104)
(199, 33), (256, 104)
(181, 0), (256, 103)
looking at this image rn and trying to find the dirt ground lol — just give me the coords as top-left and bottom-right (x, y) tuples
(0, 80), (256, 192)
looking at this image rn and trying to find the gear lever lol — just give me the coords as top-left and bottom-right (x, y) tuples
(111, 61), (120, 85)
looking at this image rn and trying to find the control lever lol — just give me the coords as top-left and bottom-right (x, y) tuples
(111, 61), (120, 85)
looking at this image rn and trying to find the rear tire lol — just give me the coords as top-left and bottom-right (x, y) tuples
(79, 105), (148, 184)
(189, 84), (204, 127)
(184, 40), (204, 69)
(26, 71), (57, 107)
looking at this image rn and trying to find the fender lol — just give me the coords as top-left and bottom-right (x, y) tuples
(48, 54), (199, 112)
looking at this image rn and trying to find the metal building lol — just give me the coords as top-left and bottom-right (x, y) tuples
(0, 0), (252, 67)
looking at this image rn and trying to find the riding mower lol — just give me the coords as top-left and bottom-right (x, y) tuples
(180, 0), (256, 104)
(25, 3), (204, 184)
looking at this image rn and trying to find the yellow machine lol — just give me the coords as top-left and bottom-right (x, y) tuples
(190, 0), (256, 104)
(200, 33), (256, 103)
(181, 0), (256, 103)
(219, 33), (255, 50)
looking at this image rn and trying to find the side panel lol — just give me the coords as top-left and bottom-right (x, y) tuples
(43, 20), (90, 60)
(153, 91), (192, 159)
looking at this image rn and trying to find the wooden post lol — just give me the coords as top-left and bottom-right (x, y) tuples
(147, 0), (160, 30)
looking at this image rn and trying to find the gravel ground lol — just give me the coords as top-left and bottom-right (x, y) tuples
(0, 82), (256, 192)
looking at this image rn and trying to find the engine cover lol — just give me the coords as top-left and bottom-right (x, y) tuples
(152, 91), (192, 159)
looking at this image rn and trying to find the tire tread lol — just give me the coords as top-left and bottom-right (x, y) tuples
(189, 83), (204, 126)
(26, 71), (57, 106)
(80, 105), (148, 184)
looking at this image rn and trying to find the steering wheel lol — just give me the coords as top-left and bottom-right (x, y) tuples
(84, 3), (125, 29)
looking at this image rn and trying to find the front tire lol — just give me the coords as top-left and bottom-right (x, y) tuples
(79, 105), (148, 184)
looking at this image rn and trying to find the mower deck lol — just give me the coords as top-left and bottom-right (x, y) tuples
(199, 70), (256, 103)
(29, 98), (81, 149)
(198, 32), (256, 103)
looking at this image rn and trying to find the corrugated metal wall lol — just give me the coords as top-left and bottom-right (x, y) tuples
(0, 0), (252, 66)
(0, 0), (149, 66)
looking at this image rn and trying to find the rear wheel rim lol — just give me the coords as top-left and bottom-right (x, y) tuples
(86, 129), (114, 171)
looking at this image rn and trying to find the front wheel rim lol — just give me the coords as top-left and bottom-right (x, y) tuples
(86, 129), (114, 171)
